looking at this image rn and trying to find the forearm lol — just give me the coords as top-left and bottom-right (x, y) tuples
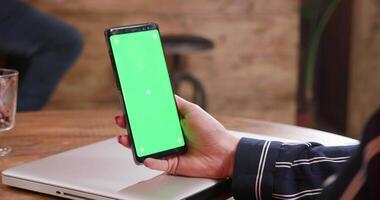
(231, 138), (358, 200)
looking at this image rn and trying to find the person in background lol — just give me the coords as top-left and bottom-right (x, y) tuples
(115, 96), (379, 199)
(0, 0), (83, 111)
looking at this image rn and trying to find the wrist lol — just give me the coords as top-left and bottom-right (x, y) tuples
(223, 135), (240, 178)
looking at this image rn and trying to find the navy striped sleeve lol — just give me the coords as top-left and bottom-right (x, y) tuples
(232, 138), (282, 200)
(232, 137), (358, 200)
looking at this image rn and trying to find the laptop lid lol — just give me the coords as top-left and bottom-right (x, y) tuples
(2, 137), (222, 200)
(1, 130), (358, 200)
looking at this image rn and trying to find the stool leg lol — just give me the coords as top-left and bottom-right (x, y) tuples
(176, 73), (207, 110)
(170, 54), (181, 93)
(168, 54), (207, 110)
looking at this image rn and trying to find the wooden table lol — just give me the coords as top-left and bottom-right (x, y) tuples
(0, 110), (358, 199)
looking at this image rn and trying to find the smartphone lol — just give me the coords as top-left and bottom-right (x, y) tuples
(104, 23), (187, 163)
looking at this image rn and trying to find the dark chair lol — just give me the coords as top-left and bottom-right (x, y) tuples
(362, 109), (380, 141)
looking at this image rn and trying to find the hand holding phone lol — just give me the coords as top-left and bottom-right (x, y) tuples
(115, 95), (240, 178)
(105, 23), (187, 163)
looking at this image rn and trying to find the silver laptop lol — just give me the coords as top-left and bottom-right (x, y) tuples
(2, 130), (358, 200)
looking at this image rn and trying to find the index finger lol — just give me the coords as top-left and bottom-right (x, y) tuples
(175, 95), (192, 116)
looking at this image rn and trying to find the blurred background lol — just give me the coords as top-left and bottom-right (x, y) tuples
(4, 0), (380, 139)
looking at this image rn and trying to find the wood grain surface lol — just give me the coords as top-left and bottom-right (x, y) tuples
(0, 110), (354, 199)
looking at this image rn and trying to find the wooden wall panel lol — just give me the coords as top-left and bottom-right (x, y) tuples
(348, 0), (380, 137)
(31, 0), (299, 124)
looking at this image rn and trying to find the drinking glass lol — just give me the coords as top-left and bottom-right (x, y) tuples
(0, 68), (18, 156)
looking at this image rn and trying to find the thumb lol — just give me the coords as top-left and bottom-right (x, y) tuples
(144, 157), (179, 175)
(143, 158), (168, 171)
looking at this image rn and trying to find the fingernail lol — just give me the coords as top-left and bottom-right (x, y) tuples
(114, 116), (121, 123)
(117, 135), (122, 143)
(143, 158), (151, 167)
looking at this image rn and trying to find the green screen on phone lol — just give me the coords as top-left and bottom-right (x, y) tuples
(109, 29), (185, 158)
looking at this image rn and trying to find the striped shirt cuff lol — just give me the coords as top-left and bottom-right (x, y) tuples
(232, 137), (282, 200)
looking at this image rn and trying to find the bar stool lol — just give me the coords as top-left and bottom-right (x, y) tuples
(162, 35), (213, 110)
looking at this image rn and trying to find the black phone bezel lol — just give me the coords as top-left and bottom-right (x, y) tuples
(104, 22), (187, 164)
